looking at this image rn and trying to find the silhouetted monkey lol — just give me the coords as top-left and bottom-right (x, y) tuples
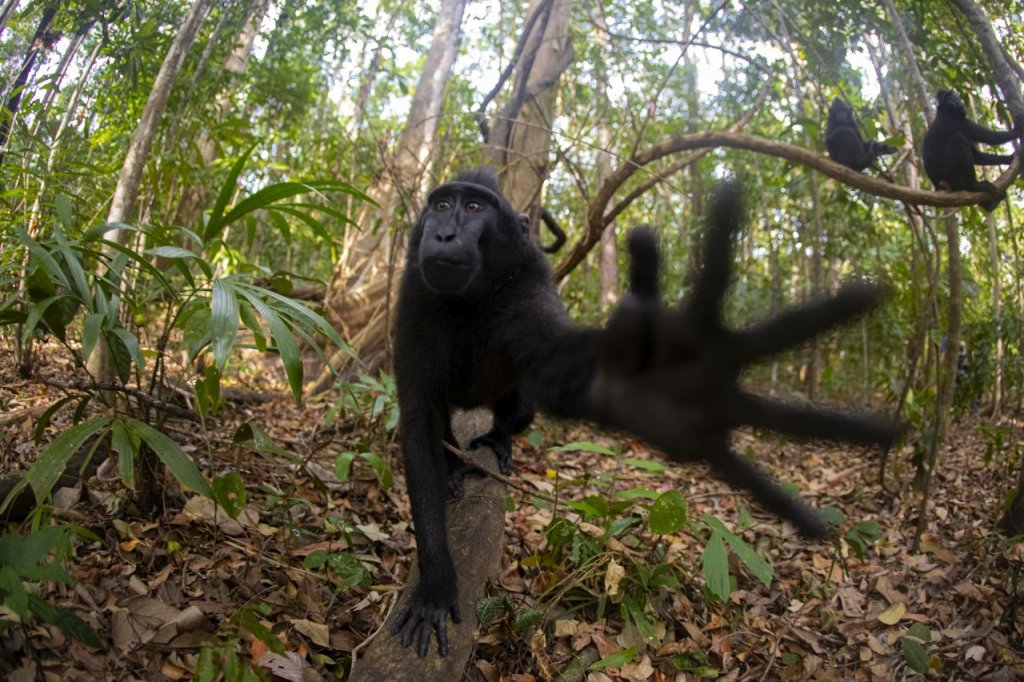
(922, 89), (1022, 212)
(391, 168), (900, 657)
(825, 98), (897, 172)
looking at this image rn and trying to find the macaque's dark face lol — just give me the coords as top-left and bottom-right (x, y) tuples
(415, 182), (526, 295)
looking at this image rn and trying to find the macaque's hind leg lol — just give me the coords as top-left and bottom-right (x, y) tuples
(469, 389), (534, 475)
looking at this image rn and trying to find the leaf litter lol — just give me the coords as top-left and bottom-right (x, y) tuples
(1, 346), (1023, 680)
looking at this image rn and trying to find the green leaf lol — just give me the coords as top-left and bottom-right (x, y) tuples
(212, 472), (247, 519)
(550, 441), (617, 455)
(702, 515), (773, 587)
(205, 143), (258, 242)
(29, 595), (103, 648)
(624, 458), (666, 472)
(231, 286), (303, 403)
(145, 246), (200, 260)
(901, 634), (931, 674)
(120, 418), (213, 499)
(109, 419), (137, 489)
(359, 452), (392, 490)
(82, 312), (104, 362)
(210, 279), (240, 370)
(32, 395), (81, 445)
(648, 490), (688, 535)
(0, 565), (29, 617)
(55, 194), (73, 230)
(701, 532), (730, 601)
(475, 596), (503, 627)
(591, 647), (637, 671)
(105, 331), (133, 383)
(234, 605), (285, 655)
(26, 419), (110, 505)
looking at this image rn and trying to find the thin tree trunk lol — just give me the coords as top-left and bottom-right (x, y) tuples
(315, 0), (468, 392)
(913, 212), (962, 552)
(948, 0), (1024, 115)
(0, 5), (57, 169)
(102, 0), (213, 235)
(987, 210), (1003, 417)
(882, 0), (933, 119)
(0, 0), (19, 39)
(485, 0), (574, 220)
(87, 0), (212, 402)
(592, 3), (617, 308)
(28, 29), (86, 140)
(773, 6), (824, 399)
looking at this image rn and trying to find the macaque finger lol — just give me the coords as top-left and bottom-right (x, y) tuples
(692, 182), (742, 324)
(735, 282), (886, 363)
(736, 393), (903, 448)
(626, 226), (660, 300)
(706, 448), (829, 539)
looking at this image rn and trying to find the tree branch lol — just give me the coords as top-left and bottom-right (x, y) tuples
(554, 130), (1023, 279)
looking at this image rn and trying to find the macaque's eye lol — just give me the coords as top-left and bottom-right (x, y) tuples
(433, 198), (452, 211)
(466, 200), (485, 212)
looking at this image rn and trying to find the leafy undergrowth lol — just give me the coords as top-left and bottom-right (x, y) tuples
(2, 346), (1023, 681)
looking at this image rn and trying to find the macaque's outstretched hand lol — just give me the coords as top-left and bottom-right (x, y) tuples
(588, 183), (902, 538)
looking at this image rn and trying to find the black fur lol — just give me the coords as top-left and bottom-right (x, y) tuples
(391, 170), (901, 657)
(825, 98), (897, 172)
(922, 89), (1022, 212)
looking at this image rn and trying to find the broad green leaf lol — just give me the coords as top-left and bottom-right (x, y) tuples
(205, 143), (258, 242)
(212, 472), (247, 519)
(475, 596), (503, 627)
(335, 452), (356, 483)
(359, 452), (392, 490)
(26, 418), (110, 505)
(145, 246), (200, 259)
(701, 532), (730, 601)
(82, 312), (104, 362)
(550, 441), (617, 455)
(591, 647), (637, 671)
(29, 595), (103, 648)
(55, 194), (73, 230)
(109, 420), (137, 489)
(702, 515), (773, 587)
(121, 418), (213, 498)
(648, 490), (688, 535)
(210, 279), (240, 369)
(624, 458), (666, 472)
(0, 566), (28, 617)
(232, 287), (303, 403)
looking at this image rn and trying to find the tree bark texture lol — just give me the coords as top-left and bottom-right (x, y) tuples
(486, 0), (574, 223)
(88, 0), (212, 385)
(0, 5), (57, 168)
(318, 0), (467, 388)
(351, 410), (506, 680)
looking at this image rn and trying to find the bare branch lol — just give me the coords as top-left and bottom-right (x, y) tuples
(554, 130), (1023, 280)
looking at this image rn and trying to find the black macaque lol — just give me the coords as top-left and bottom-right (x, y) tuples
(825, 98), (897, 172)
(392, 168), (900, 657)
(922, 89), (1023, 212)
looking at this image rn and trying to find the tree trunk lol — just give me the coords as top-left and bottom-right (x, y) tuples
(0, 5), (57, 169)
(773, 6), (824, 399)
(102, 0), (213, 237)
(987, 210), (1003, 417)
(315, 0), (468, 392)
(351, 410), (505, 679)
(948, 0), (1024, 115)
(913, 212), (962, 552)
(485, 0), (574, 221)
(592, 3), (617, 308)
(881, 0), (933, 119)
(87, 0), (212, 394)
(0, 0), (19, 40)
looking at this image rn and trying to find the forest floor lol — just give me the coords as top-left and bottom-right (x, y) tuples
(1, 342), (1023, 681)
